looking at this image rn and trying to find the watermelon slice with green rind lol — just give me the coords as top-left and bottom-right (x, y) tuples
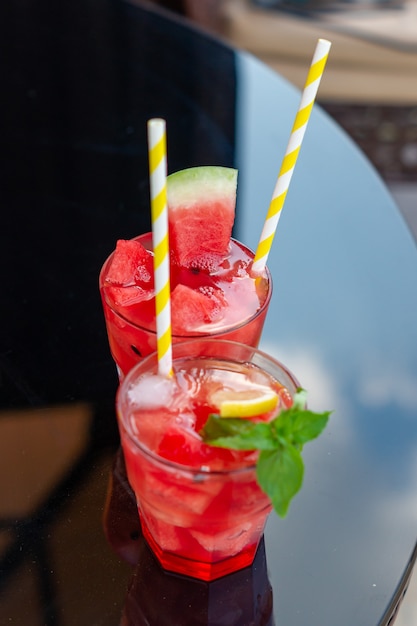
(167, 166), (237, 270)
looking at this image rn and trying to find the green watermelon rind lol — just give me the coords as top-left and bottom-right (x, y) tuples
(167, 166), (238, 208)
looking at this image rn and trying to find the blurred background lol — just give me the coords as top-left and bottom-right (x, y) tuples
(147, 0), (417, 232)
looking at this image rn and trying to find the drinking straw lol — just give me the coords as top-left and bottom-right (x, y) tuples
(252, 38), (332, 274)
(147, 118), (173, 377)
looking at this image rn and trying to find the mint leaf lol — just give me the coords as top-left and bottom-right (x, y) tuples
(201, 416), (277, 450)
(273, 408), (331, 448)
(292, 387), (307, 410)
(200, 389), (331, 517)
(257, 446), (304, 518)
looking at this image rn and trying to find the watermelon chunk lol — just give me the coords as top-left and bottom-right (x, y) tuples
(167, 166), (237, 270)
(189, 520), (255, 556)
(105, 285), (153, 307)
(171, 284), (226, 334)
(157, 428), (235, 469)
(105, 239), (154, 287)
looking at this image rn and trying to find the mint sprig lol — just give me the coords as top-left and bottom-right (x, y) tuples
(200, 389), (331, 517)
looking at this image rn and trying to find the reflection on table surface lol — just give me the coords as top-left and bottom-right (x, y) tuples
(105, 450), (274, 626)
(1, 0), (417, 624)
(120, 539), (273, 626)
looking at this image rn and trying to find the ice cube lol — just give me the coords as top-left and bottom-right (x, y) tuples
(127, 375), (176, 409)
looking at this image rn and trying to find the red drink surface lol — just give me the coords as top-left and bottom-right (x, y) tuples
(117, 345), (297, 582)
(100, 234), (271, 377)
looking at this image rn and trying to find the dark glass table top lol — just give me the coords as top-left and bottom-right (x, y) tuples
(1, 1), (416, 624)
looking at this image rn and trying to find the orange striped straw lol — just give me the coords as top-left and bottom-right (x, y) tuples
(252, 38), (331, 274)
(147, 118), (173, 377)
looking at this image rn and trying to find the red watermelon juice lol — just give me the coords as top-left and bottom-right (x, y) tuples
(100, 232), (271, 378)
(116, 339), (298, 582)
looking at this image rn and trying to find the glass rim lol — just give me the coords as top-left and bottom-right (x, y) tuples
(99, 234), (273, 339)
(116, 338), (300, 477)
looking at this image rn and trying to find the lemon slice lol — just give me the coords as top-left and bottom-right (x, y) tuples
(210, 389), (279, 418)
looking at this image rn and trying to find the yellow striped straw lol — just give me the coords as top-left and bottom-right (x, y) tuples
(147, 118), (173, 377)
(252, 38), (331, 274)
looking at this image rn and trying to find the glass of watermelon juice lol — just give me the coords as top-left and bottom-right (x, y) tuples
(99, 166), (272, 379)
(116, 338), (299, 582)
(100, 233), (271, 379)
